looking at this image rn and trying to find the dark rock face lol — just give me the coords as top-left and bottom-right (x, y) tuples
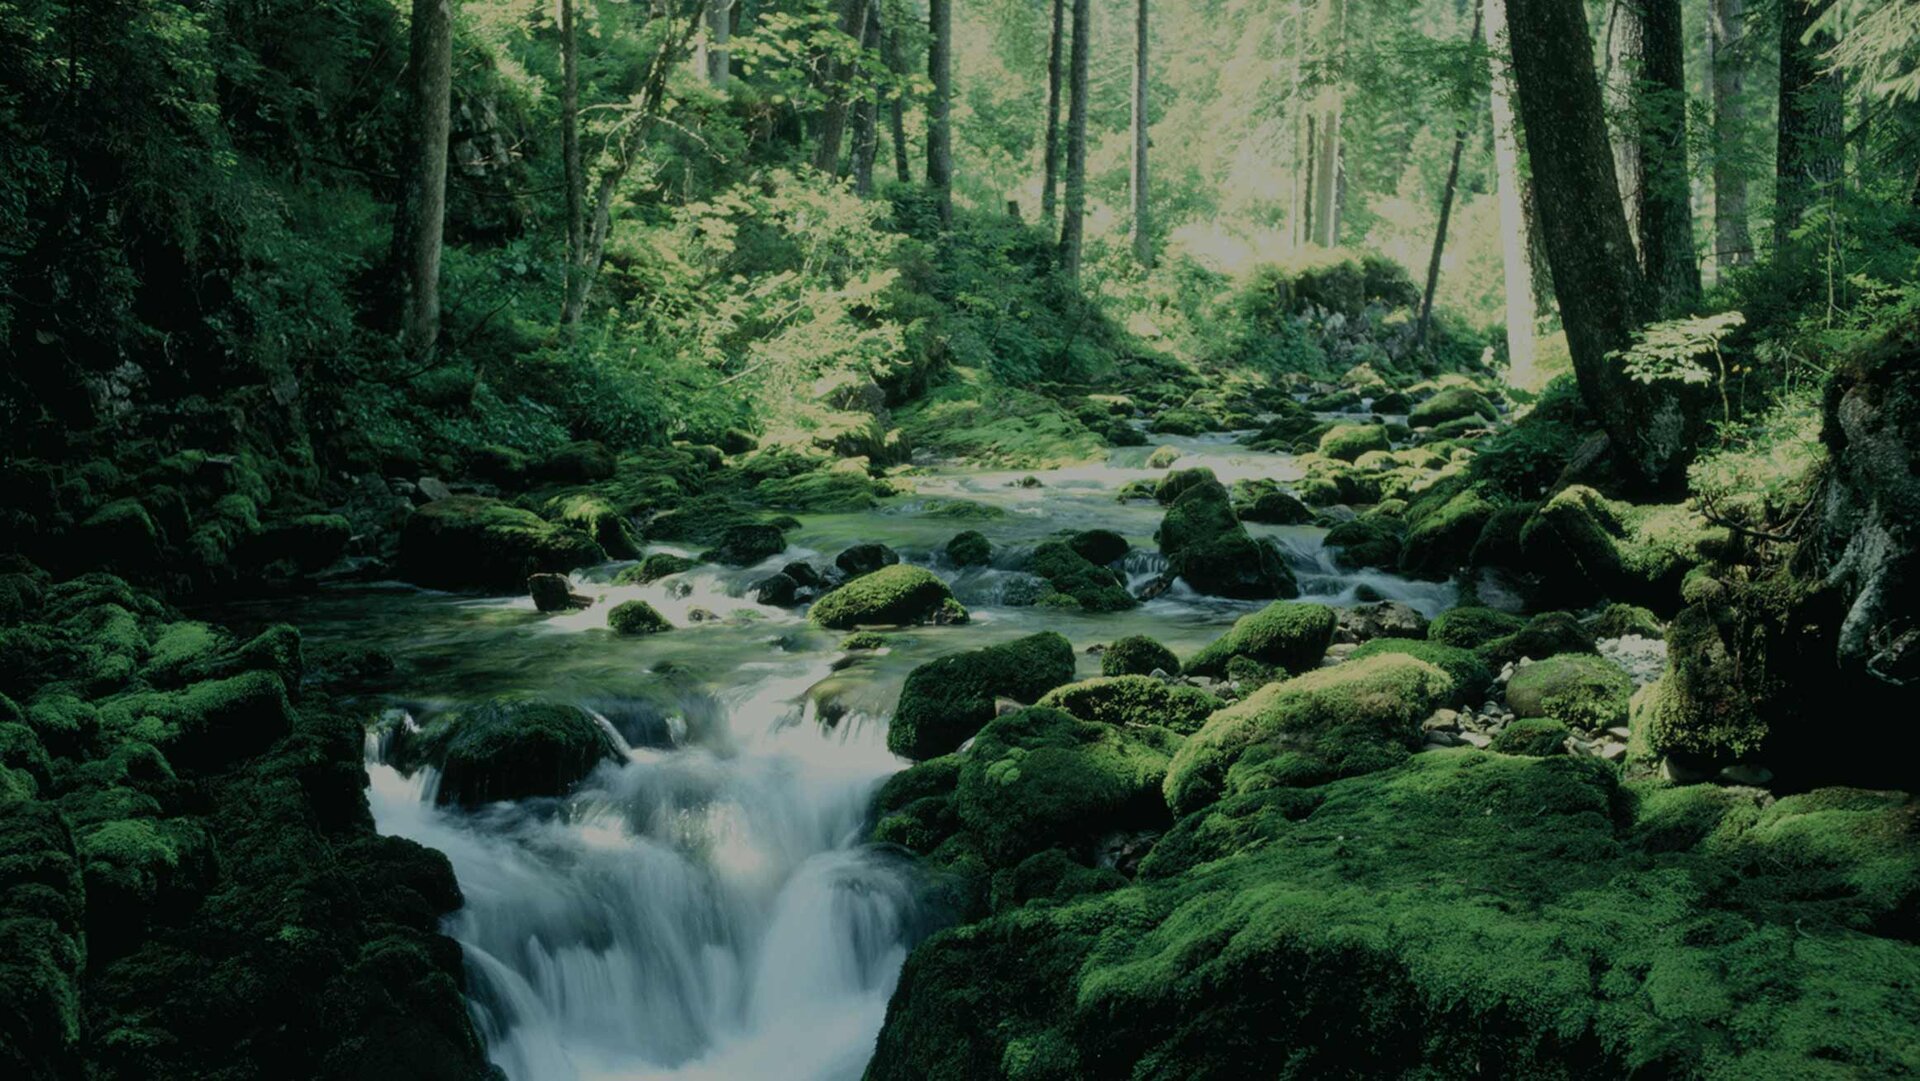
(396, 697), (622, 807)
(528, 573), (591, 612)
(835, 543), (901, 579)
(700, 523), (788, 567)
(398, 496), (605, 591)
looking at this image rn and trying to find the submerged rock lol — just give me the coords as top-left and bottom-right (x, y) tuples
(700, 523), (788, 567)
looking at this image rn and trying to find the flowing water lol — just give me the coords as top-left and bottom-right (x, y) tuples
(258, 435), (1455, 1080)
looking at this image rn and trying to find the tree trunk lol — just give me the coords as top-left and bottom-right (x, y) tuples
(888, 24), (911, 184)
(850, 2), (882, 193)
(1417, 1), (1483, 353)
(1129, 0), (1151, 267)
(1708, 0), (1751, 273)
(1604, 0), (1646, 255)
(812, 0), (872, 174)
(1638, 0), (1700, 311)
(1058, 0), (1091, 278)
(1506, 0), (1704, 490)
(1309, 0), (1345, 248)
(927, 0), (953, 226)
(706, 0), (733, 87)
(560, 0), (585, 327)
(1042, 0), (1066, 223)
(1777, 0), (1842, 247)
(398, 0), (453, 360)
(1485, 0), (1539, 384)
(1287, 0), (1308, 250)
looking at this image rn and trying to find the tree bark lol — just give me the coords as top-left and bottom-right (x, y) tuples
(1506, 0), (1705, 490)
(398, 0), (454, 360)
(1708, 0), (1752, 273)
(1604, 0), (1646, 255)
(560, 0), (585, 327)
(812, 0), (872, 174)
(1058, 0), (1091, 278)
(1485, 0), (1539, 384)
(1129, 0), (1151, 267)
(1043, 0), (1066, 223)
(1638, 0), (1701, 311)
(850, 2), (882, 193)
(888, 24), (912, 184)
(1308, 0), (1345, 247)
(1287, 0), (1308, 250)
(1777, 0), (1842, 247)
(706, 0), (733, 87)
(927, 0), (954, 226)
(1417, 1), (1483, 353)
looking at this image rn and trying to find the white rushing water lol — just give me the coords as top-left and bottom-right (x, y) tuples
(366, 659), (919, 1081)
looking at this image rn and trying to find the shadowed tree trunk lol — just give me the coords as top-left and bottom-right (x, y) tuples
(1308, 0), (1346, 247)
(1058, 0), (1091, 278)
(1709, 0), (1752, 273)
(1604, 0), (1646, 253)
(888, 22), (912, 184)
(1485, 0), (1539, 384)
(927, 0), (953, 226)
(706, 0), (733, 87)
(1638, 0), (1700, 310)
(812, 0), (872, 173)
(1129, 0), (1151, 267)
(1043, 0), (1066, 222)
(1777, 0), (1843, 248)
(1287, 0), (1308, 249)
(398, 0), (453, 360)
(559, 0), (587, 327)
(1506, 0), (1707, 489)
(1417, 0), (1483, 352)
(850, 2), (882, 193)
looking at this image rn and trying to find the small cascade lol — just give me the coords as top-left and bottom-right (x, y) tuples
(1275, 531), (1458, 617)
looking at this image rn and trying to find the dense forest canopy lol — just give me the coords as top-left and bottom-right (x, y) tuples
(3, 0), (1919, 1077)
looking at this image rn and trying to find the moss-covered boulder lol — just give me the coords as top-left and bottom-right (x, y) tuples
(74, 499), (162, 574)
(1324, 515), (1403, 570)
(95, 671), (294, 775)
(1029, 542), (1135, 611)
(1239, 489), (1315, 525)
(945, 530), (991, 567)
(1038, 677), (1222, 735)
(1409, 386), (1497, 427)
(1479, 611), (1597, 666)
(1156, 473), (1296, 599)
(1165, 653), (1454, 814)
(1318, 423), (1391, 462)
(1398, 487), (1497, 579)
(1429, 606), (1527, 649)
(1519, 485), (1726, 609)
(1592, 602), (1664, 639)
(953, 707), (1180, 864)
(607, 600), (672, 636)
(613, 552), (699, 584)
(1100, 635), (1179, 677)
(1507, 654), (1633, 730)
(1634, 604), (1767, 768)
(700, 522), (788, 566)
(541, 493), (641, 559)
(1347, 637), (1493, 706)
(535, 440), (617, 482)
(1491, 716), (1572, 756)
(1066, 529), (1129, 567)
(398, 496), (605, 591)
(888, 633), (1077, 760)
(1185, 601), (1336, 678)
(809, 565), (967, 629)
(398, 697), (620, 807)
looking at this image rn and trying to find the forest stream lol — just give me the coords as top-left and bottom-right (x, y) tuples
(224, 431), (1451, 1080)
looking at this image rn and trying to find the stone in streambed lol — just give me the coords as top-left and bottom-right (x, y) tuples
(528, 573), (592, 613)
(888, 632), (1076, 760)
(809, 565), (967, 629)
(607, 600), (672, 636)
(835, 543), (900, 579)
(395, 697), (620, 807)
(398, 495), (605, 591)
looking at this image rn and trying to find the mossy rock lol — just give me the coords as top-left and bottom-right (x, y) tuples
(1398, 488), (1497, 580)
(74, 499), (161, 574)
(398, 697), (620, 807)
(542, 494), (641, 560)
(1429, 606), (1527, 649)
(1324, 515), (1403, 571)
(1146, 446), (1183, 469)
(1066, 529), (1129, 567)
(1239, 489), (1314, 525)
(754, 468), (891, 512)
(1186, 601), (1336, 678)
(1491, 717), (1571, 756)
(841, 631), (890, 651)
(249, 513), (353, 572)
(1157, 477), (1298, 599)
(607, 600), (672, 636)
(953, 706), (1180, 864)
(1409, 386), (1497, 427)
(1634, 604), (1767, 766)
(988, 849), (1126, 912)
(946, 530), (992, 567)
(888, 632), (1076, 760)
(809, 565), (967, 629)
(398, 496), (605, 591)
(1507, 654), (1633, 730)
(1165, 653), (1454, 814)
(96, 670), (295, 775)
(1029, 542), (1135, 612)
(1038, 677), (1222, 735)
(700, 523), (788, 566)
(834, 542), (900, 579)
(1317, 423), (1391, 462)
(1100, 635), (1179, 677)
(1592, 603), (1664, 639)
(1518, 485), (1727, 610)
(535, 441), (616, 482)
(1479, 611), (1597, 667)
(614, 552), (699, 584)
(1347, 638), (1493, 706)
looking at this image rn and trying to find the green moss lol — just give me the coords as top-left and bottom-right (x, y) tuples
(1507, 654), (1633, 730)
(537, 440), (616, 482)
(1519, 486), (1727, 610)
(889, 633), (1077, 760)
(841, 631), (890, 651)
(1185, 601), (1335, 678)
(543, 493), (641, 559)
(1479, 611), (1598, 666)
(22, 693), (96, 756)
(1146, 445), (1183, 469)
(1593, 603), (1665, 639)
(1409, 386), (1497, 427)
(97, 671), (293, 775)
(988, 850), (1127, 913)
(1491, 717), (1572, 756)
(252, 513), (352, 572)
(953, 707), (1179, 863)
(1635, 605), (1768, 765)
(1398, 487), (1497, 579)
(1037, 677), (1222, 734)
(1165, 653), (1453, 814)
(1066, 529), (1129, 567)
(397, 495), (606, 591)
(946, 530), (992, 567)
(1347, 638), (1493, 705)
(614, 552), (699, 584)
(1324, 515), (1403, 570)
(1429, 606), (1526, 649)
(142, 622), (227, 686)
(1156, 475), (1297, 599)
(700, 522), (789, 566)
(398, 697), (620, 807)
(1100, 635), (1179, 677)
(1028, 542), (1135, 612)
(75, 499), (161, 572)
(1151, 409), (1214, 436)
(754, 468), (891, 512)
(1317, 423), (1391, 462)
(1239, 489), (1314, 524)
(810, 565), (968, 629)
(607, 600), (672, 636)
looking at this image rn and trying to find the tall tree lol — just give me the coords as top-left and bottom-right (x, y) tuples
(887, 20), (912, 184)
(1708, 0), (1753, 273)
(1604, 0), (1647, 250)
(397, 0), (454, 360)
(1506, 0), (1705, 488)
(705, 0), (733, 87)
(812, 0), (872, 173)
(1059, 0), (1092, 278)
(1042, 0), (1067, 222)
(560, 0), (586, 327)
(1287, 0), (1309, 249)
(1777, 0), (1843, 246)
(850, 3), (883, 194)
(1129, 0), (1151, 267)
(1606, 0), (1700, 310)
(927, 0), (953, 226)
(1417, 0), (1484, 352)
(1485, 0), (1540, 383)
(1308, 0), (1346, 247)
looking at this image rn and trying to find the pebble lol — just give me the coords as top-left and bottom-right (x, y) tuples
(1597, 634), (1668, 688)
